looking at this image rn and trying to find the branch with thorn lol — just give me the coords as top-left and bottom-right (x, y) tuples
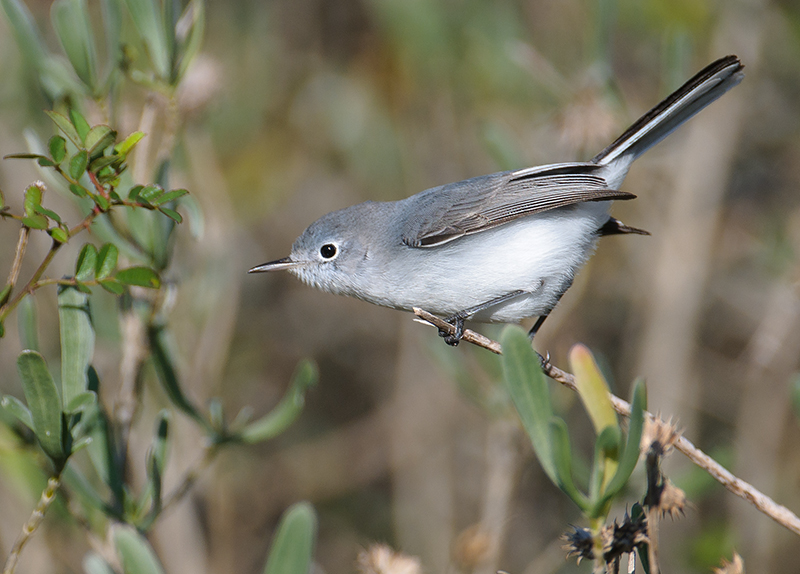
(412, 307), (800, 538)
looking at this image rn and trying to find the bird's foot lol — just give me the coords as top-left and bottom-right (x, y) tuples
(438, 314), (466, 346)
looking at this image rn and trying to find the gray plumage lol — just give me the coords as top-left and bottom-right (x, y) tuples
(251, 56), (744, 337)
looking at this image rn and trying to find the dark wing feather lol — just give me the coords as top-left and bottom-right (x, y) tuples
(402, 165), (636, 248)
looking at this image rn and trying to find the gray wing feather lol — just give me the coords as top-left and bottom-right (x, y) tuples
(402, 166), (635, 248)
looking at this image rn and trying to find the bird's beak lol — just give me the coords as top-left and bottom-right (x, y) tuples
(248, 257), (305, 273)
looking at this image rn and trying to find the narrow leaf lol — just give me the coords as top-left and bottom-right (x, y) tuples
(115, 267), (161, 288)
(70, 108), (91, 143)
(602, 379), (648, 501)
(59, 285), (95, 409)
(85, 125), (117, 155)
(99, 278), (125, 295)
(570, 344), (618, 435)
(95, 243), (119, 279)
(113, 525), (167, 574)
(124, 0), (170, 79)
(51, 0), (98, 90)
(549, 418), (589, 511)
(69, 149), (90, 180)
(158, 207), (182, 223)
(49, 227), (69, 244)
(49, 135), (67, 163)
(17, 351), (65, 463)
(499, 326), (557, 483)
(75, 244), (98, 281)
(69, 183), (89, 197)
(3, 153), (49, 160)
(1, 395), (35, 431)
(65, 390), (97, 414)
(148, 325), (205, 425)
(241, 360), (318, 443)
(1, 0), (50, 67)
(151, 188), (188, 205)
(263, 502), (318, 574)
(115, 131), (145, 156)
(45, 110), (82, 147)
(34, 204), (62, 223)
(18, 294), (39, 351)
(88, 154), (123, 173)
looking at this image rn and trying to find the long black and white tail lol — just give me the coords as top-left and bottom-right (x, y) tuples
(592, 55), (744, 167)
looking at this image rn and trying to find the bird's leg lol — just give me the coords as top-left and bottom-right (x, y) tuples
(439, 290), (525, 346)
(527, 314), (548, 340)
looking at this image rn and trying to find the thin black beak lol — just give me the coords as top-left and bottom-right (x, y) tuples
(248, 257), (304, 273)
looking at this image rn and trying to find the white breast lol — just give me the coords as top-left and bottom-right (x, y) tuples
(372, 202), (609, 322)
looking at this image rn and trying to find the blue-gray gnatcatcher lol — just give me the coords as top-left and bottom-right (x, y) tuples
(250, 56), (744, 346)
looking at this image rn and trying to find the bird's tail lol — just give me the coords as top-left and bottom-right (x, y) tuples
(592, 55), (744, 167)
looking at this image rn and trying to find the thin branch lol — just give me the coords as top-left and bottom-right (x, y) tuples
(2, 474), (62, 574)
(6, 226), (30, 292)
(411, 308), (800, 537)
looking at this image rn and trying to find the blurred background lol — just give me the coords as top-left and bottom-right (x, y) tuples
(1, 0), (800, 572)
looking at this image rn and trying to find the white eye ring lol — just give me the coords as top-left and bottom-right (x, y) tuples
(319, 243), (338, 260)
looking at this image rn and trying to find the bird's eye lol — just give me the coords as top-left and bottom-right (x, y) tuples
(320, 243), (337, 259)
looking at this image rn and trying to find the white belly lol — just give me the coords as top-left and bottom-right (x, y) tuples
(379, 202), (609, 322)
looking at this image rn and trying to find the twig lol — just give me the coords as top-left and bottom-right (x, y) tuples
(411, 309), (800, 537)
(2, 474), (62, 574)
(6, 226), (30, 293)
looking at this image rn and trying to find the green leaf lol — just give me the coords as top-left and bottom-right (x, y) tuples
(148, 325), (205, 425)
(69, 183), (89, 197)
(152, 188), (188, 205)
(589, 425), (621, 507)
(70, 435), (93, 453)
(263, 502), (318, 574)
(93, 194), (110, 211)
(113, 525), (167, 574)
(3, 153), (49, 160)
(83, 553), (117, 574)
(51, 0), (98, 91)
(70, 108), (91, 143)
(88, 154), (123, 173)
(45, 110), (82, 148)
(174, 0), (204, 82)
(124, 0), (170, 79)
(548, 418), (589, 511)
(59, 285), (95, 408)
(49, 227), (69, 244)
(139, 184), (162, 202)
(1, 395), (34, 431)
(85, 125), (117, 156)
(49, 135), (67, 163)
(17, 351), (65, 464)
(18, 294), (39, 351)
(208, 398), (224, 431)
(1, 0), (50, 68)
(241, 360), (318, 443)
(99, 278), (125, 295)
(69, 149), (90, 180)
(95, 243), (119, 279)
(22, 215), (48, 230)
(499, 326), (557, 483)
(75, 244), (98, 281)
(34, 204), (62, 223)
(0, 284), (11, 307)
(37, 157), (57, 167)
(158, 207), (182, 223)
(600, 379), (647, 502)
(23, 183), (42, 217)
(65, 390), (97, 414)
(115, 131), (145, 156)
(116, 267), (161, 288)
(140, 410), (169, 528)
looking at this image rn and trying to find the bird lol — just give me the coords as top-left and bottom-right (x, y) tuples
(250, 55), (744, 347)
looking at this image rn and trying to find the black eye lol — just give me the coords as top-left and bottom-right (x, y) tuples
(320, 243), (337, 259)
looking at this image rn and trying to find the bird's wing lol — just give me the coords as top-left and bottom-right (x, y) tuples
(402, 164), (636, 248)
